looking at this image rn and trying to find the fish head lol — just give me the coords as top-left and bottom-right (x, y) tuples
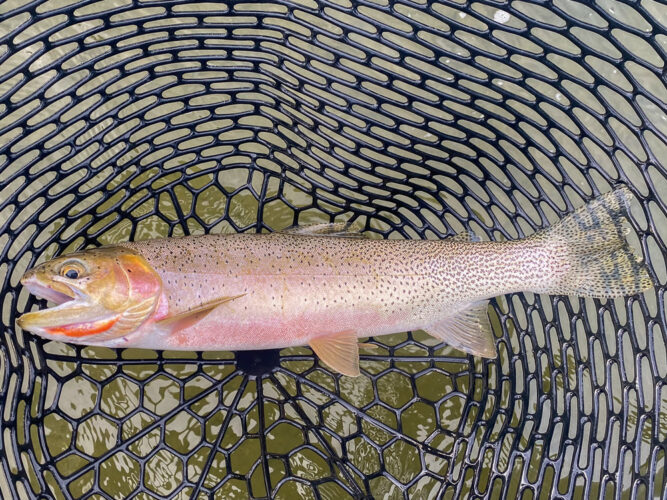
(17, 247), (162, 343)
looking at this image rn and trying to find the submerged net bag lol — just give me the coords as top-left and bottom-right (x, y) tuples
(1, 0), (665, 498)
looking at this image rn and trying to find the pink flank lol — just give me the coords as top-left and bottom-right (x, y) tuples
(116, 233), (560, 351)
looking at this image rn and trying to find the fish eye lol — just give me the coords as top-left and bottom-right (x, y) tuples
(65, 269), (79, 279)
(60, 261), (86, 280)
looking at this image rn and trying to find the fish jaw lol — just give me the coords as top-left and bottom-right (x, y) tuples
(17, 273), (118, 340)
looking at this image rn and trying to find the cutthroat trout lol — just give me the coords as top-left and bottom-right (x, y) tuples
(17, 187), (653, 376)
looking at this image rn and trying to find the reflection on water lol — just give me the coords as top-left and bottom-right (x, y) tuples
(289, 448), (329, 480)
(56, 376), (98, 419)
(100, 378), (140, 418)
(339, 374), (375, 407)
(165, 411), (203, 454)
(274, 480), (317, 500)
(99, 452), (140, 500)
(402, 402), (437, 441)
(438, 395), (466, 433)
(143, 375), (181, 415)
(383, 440), (422, 485)
(75, 415), (118, 457)
(144, 449), (183, 496)
(43, 413), (73, 457)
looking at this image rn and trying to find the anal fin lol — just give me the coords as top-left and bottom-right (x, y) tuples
(156, 294), (245, 334)
(309, 330), (360, 376)
(424, 301), (497, 358)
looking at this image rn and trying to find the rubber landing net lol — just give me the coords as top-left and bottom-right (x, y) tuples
(0, 0), (665, 498)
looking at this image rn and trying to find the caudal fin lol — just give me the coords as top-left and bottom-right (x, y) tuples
(535, 186), (653, 298)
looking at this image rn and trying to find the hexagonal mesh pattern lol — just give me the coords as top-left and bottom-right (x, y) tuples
(1, 0), (666, 498)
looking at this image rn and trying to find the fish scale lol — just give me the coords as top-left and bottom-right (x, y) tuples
(17, 187), (653, 376)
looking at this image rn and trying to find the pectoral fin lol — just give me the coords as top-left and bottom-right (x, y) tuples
(424, 301), (497, 358)
(309, 330), (361, 377)
(156, 294), (245, 333)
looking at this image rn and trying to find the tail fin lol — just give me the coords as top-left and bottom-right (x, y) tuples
(534, 186), (653, 298)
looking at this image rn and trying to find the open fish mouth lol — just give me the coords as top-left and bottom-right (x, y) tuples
(23, 280), (75, 306)
(17, 276), (96, 331)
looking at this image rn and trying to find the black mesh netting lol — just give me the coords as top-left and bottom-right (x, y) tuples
(0, 0), (666, 498)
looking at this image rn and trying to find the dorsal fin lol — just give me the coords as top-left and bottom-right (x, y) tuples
(449, 230), (481, 242)
(281, 223), (366, 239)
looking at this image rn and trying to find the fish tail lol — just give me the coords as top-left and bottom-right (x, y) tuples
(532, 186), (653, 298)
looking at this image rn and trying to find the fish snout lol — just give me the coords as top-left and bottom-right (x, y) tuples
(15, 310), (45, 334)
(16, 314), (27, 330)
(18, 271), (37, 332)
(20, 269), (37, 286)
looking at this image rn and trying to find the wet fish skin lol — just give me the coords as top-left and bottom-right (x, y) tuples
(17, 187), (653, 376)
